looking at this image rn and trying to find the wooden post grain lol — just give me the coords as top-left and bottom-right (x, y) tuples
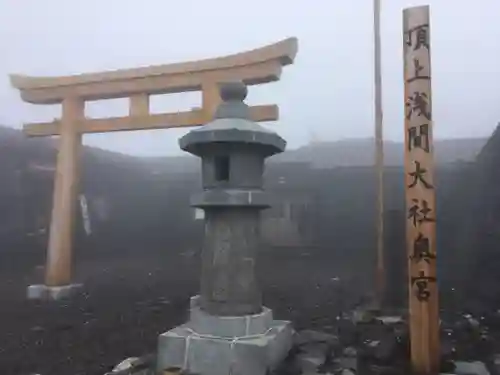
(202, 82), (222, 118)
(373, 0), (385, 308)
(403, 5), (440, 374)
(45, 97), (84, 286)
(129, 94), (150, 117)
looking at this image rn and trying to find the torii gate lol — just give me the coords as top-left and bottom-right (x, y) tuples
(10, 37), (298, 299)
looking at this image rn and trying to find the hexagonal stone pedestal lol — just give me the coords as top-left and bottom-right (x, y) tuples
(156, 296), (293, 375)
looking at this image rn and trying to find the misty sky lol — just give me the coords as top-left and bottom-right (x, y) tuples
(1, 0), (499, 156)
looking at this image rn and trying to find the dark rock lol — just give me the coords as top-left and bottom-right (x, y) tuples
(294, 330), (339, 347)
(272, 352), (303, 375)
(337, 320), (357, 347)
(292, 330), (341, 374)
(336, 357), (358, 373)
(441, 337), (456, 359)
(373, 335), (398, 362)
(359, 335), (398, 364)
(441, 359), (457, 374)
(367, 364), (402, 375)
(295, 346), (329, 373)
(343, 347), (357, 357)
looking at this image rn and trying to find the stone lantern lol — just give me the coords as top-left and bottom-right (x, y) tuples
(156, 81), (293, 375)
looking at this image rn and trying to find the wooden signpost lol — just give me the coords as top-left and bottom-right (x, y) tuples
(403, 5), (440, 374)
(10, 38), (298, 293)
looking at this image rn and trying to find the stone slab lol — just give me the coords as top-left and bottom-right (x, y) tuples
(157, 319), (293, 375)
(453, 361), (490, 375)
(27, 283), (83, 301)
(191, 189), (271, 208)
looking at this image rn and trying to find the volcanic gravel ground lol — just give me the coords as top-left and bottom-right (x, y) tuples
(0, 248), (366, 375)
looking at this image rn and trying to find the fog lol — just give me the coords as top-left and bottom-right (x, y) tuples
(1, 0), (499, 156)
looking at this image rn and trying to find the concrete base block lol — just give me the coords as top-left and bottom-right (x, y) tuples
(453, 361), (490, 375)
(27, 283), (83, 301)
(157, 296), (293, 375)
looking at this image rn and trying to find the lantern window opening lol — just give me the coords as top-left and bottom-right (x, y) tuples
(214, 155), (230, 182)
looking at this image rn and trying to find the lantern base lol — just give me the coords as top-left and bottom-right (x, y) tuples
(156, 295), (293, 375)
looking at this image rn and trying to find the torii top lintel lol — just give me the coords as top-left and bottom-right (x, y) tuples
(10, 38), (298, 105)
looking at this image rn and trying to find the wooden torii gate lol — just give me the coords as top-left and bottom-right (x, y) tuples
(10, 37), (298, 297)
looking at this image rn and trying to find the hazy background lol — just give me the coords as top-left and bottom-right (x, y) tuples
(1, 0), (499, 156)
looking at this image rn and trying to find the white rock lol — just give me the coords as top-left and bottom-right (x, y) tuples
(112, 357), (139, 372)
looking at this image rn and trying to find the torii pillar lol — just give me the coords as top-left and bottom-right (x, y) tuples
(28, 98), (85, 300)
(46, 98), (84, 284)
